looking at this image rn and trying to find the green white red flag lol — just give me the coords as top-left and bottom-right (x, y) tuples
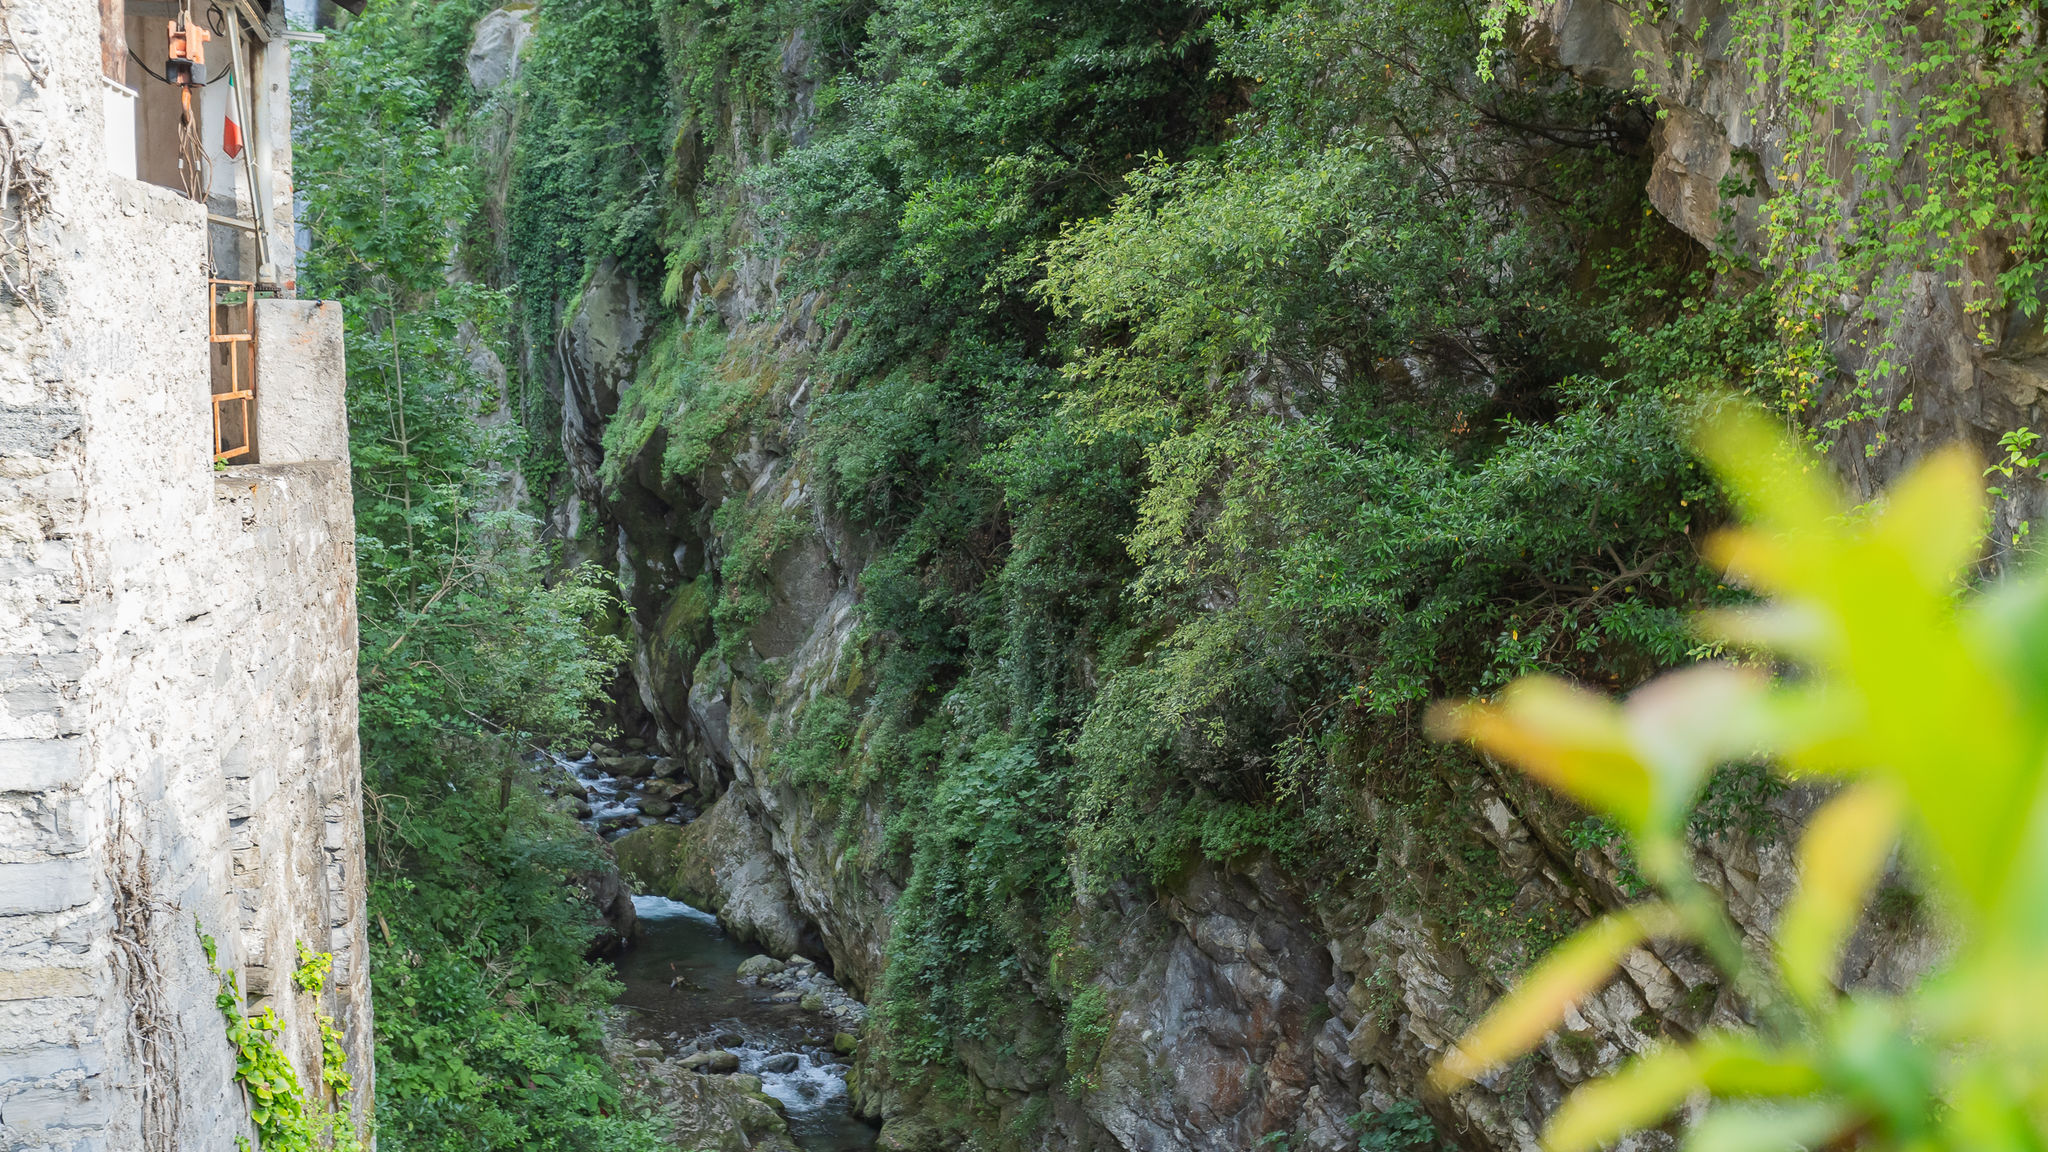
(222, 70), (243, 159)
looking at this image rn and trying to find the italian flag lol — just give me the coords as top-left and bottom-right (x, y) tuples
(223, 71), (244, 159)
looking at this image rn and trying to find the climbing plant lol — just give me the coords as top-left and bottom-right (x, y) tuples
(198, 926), (361, 1152)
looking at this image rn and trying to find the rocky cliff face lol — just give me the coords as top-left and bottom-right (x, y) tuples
(562, 278), (1941, 1152)
(1523, 0), (2048, 527)
(476, 3), (1978, 1148)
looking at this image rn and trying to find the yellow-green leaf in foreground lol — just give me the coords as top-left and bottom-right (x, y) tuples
(1429, 676), (1653, 832)
(1775, 780), (1906, 1008)
(1544, 1044), (1703, 1152)
(1434, 665), (1775, 841)
(1430, 904), (1681, 1092)
(1547, 1034), (1826, 1152)
(1682, 1102), (1848, 1152)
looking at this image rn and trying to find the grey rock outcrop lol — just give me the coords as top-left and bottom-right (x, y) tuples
(614, 791), (811, 958)
(466, 7), (534, 92)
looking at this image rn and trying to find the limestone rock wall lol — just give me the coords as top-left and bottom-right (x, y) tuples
(0, 4), (371, 1149)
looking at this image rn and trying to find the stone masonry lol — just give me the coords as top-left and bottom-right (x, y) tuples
(0, 3), (371, 1150)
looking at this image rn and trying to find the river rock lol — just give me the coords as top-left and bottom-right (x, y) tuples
(653, 756), (686, 779)
(572, 851), (637, 957)
(612, 795), (809, 955)
(799, 992), (824, 1011)
(622, 1057), (797, 1152)
(716, 1031), (744, 1047)
(759, 1052), (799, 1074)
(737, 954), (786, 979)
(639, 797), (675, 818)
(833, 1032), (858, 1056)
(770, 991), (802, 1003)
(681, 1049), (741, 1074)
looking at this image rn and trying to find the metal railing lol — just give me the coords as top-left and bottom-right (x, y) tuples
(209, 278), (255, 463)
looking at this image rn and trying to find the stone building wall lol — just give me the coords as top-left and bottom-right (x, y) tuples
(0, 3), (370, 1150)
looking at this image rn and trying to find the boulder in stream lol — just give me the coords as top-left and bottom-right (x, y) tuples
(737, 954), (785, 979)
(612, 793), (810, 955)
(621, 1056), (798, 1152)
(681, 1049), (741, 1074)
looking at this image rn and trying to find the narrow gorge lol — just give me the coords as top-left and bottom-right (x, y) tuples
(291, 0), (2046, 1149)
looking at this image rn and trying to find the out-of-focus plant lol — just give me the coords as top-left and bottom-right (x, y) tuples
(1428, 401), (2048, 1151)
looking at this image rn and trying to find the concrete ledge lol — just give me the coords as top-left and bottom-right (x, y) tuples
(253, 299), (349, 466)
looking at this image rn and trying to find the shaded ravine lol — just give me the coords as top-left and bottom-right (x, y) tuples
(556, 751), (878, 1150)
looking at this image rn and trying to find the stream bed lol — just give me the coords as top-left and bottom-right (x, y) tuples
(614, 896), (877, 1150)
(551, 750), (877, 1150)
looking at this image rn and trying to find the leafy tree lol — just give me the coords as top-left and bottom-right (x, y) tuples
(296, 3), (645, 1147)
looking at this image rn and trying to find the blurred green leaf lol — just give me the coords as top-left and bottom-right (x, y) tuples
(1431, 904), (1681, 1091)
(1776, 781), (1905, 1008)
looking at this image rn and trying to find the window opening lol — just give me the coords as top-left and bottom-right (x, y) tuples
(115, 2), (281, 464)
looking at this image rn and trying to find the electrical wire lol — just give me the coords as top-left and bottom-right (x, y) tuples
(127, 46), (213, 88)
(175, 0), (211, 203)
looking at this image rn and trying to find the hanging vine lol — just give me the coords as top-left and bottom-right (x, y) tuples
(0, 0), (50, 323)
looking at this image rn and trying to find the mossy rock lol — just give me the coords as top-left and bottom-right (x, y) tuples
(613, 823), (690, 895)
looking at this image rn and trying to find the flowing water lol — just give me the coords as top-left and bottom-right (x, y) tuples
(614, 897), (878, 1150)
(552, 751), (877, 1150)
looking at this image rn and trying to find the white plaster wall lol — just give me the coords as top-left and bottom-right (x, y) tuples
(0, 3), (369, 1149)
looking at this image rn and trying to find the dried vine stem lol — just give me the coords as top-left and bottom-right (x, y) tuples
(111, 795), (180, 1152)
(0, 1), (49, 323)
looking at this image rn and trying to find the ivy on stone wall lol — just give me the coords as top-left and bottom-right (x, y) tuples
(198, 926), (361, 1152)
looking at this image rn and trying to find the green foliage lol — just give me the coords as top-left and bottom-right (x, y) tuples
(292, 942), (334, 994)
(1482, 0), (2048, 455)
(471, 0), (1864, 1121)
(519, 0), (1781, 1077)
(507, 0), (671, 366)
(1060, 985), (1113, 1095)
(598, 323), (751, 490)
(1351, 1101), (1439, 1152)
(297, 3), (649, 1149)
(199, 924), (359, 1152)
(365, 742), (656, 1151)
(320, 1015), (353, 1100)
(1432, 404), (2048, 1150)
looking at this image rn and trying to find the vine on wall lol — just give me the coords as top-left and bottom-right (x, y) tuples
(198, 924), (361, 1152)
